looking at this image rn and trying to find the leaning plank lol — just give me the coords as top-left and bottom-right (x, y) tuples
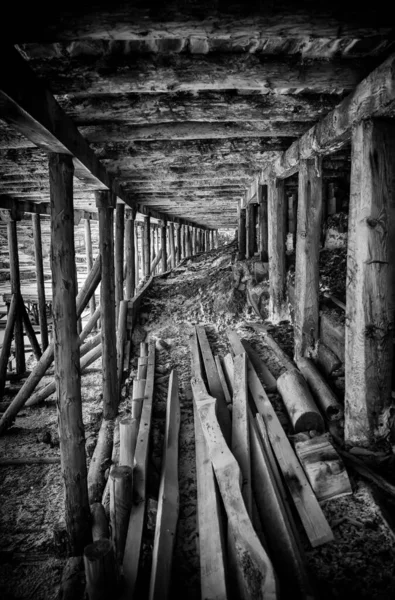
(0, 293), (18, 400)
(88, 419), (115, 504)
(122, 340), (155, 597)
(149, 370), (180, 600)
(245, 362), (334, 547)
(214, 355), (232, 405)
(192, 377), (278, 600)
(196, 325), (231, 444)
(189, 333), (228, 600)
(232, 353), (252, 516)
(227, 329), (276, 392)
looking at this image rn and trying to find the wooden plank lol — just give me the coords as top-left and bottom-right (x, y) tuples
(222, 353), (235, 395)
(214, 355), (232, 405)
(149, 370), (180, 600)
(226, 330), (276, 393)
(227, 331), (334, 548)
(232, 353), (252, 516)
(294, 158), (323, 359)
(122, 341), (155, 597)
(192, 377), (278, 600)
(345, 119), (395, 446)
(267, 177), (288, 323)
(196, 325), (231, 445)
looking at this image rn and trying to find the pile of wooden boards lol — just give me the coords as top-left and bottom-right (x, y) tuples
(190, 325), (352, 600)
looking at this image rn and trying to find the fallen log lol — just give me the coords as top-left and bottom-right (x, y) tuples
(277, 369), (325, 433)
(320, 312), (345, 364)
(192, 376), (278, 600)
(296, 357), (343, 421)
(0, 294), (18, 400)
(149, 370), (180, 600)
(88, 419), (115, 504)
(316, 341), (341, 377)
(227, 329), (277, 392)
(245, 322), (296, 372)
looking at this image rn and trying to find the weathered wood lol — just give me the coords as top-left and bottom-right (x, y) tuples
(277, 368), (325, 433)
(238, 207), (246, 259)
(168, 222), (175, 269)
(175, 224), (181, 265)
(84, 218), (97, 329)
(142, 215), (151, 278)
(268, 177), (288, 323)
(316, 341), (342, 377)
(83, 539), (117, 600)
(295, 435), (352, 502)
(294, 158), (323, 359)
(119, 418), (139, 469)
(340, 450), (395, 501)
(214, 355), (232, 405)
(192, 377), (278, 600)
(247, 322), (295, 372)
(320, 312), (345, 364)
(246, 203), (256, 259)
(132, 378), (146, 421)
(109, 465), (133, 562)
(149, 370), (180, 600)
(0, 294), (18, 400)
(116, 300), (129, 401)
(96, 191), (117, 420)
(296, 357), (343, 422)
(223, 353), (235, 395)
(196, 325), (232, 445)
(323, 292), (346, 311)
(125, 212), (136, 299)
(7, 219), (25, 373)
(239, 338), (277, 393)
(232, 353), (252, 516)
(88, 418), (115, 504)
(32, 213), (49, 350)
(20, 300), (42, 361)
(49, 153), (90, 555)
(345, 119), (395, 446)
(91, 502), (109, 542)
(123, 341), (155, 596)
(115, 203), (125, 323)
(57, 556), (85, 600)
(161, 221), (167, 272)
(258, 184), (268, 262)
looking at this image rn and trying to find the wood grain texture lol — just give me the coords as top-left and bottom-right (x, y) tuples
(232, 353), (252, 516)
(268, 177), (288, 323)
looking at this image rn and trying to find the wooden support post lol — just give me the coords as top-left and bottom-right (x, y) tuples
(109, 465), (133, 562)
(288, 194), (297, 252)
(150, 224), (156, 265)
(84, 218), (97, 326)
(205, 230), (210, 252)
(32, 213), (49, 350)
(161, 220), (167, 272)
(238, 207), (246, 260)
(125, 210), (136, 299)
(294, 159), (323, 359)
(191, 227), (196, 255)
(215, 230), (219, 249)
(268, 177), (288, 323)
(186, 226), (192, 257)
(0, 295), (18, 400)
(345, 119), (395, 446)
(155, 225), (160, 272)
(115, 202), (125, 322)
(8, 219), (25, 373)
(20, 300), (41, 361)
(135, 222), (140, 285)
(49, 153), (90, 555)
(143, 215), (151, 279)
(168, 222), (175, 269)
(175, 224), (181, 265)
(84, 540), (116, 600)
(258, 185), (269, 262)
(96, 190), (117, 420)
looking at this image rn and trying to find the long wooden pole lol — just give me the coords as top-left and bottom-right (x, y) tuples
(168, 222), (175, 269)
(238, 208), (246, 260)
(143, 215), (151, 278)
(84, 218), (97, 325)
(135, 222), (140, 285)
(268, 177), (288, 323)
(32, 213), (49, 350)
(49, 152), (90, 555)
(96, 190), (117, 420)
(0, 294), (18, 399)
(258, 185), (269, 262)
(175, 224), (181, 265)
(115, 202), (125, 323)
(161, 221), (167, 272)
(125, 210), (136, 299)
(8, 219), (25, 373)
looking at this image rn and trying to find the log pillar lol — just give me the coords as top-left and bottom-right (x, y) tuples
(191, 227), (196, 255)
(246, 203), (256, 259)
(168, 222), (175, 269)
(175, 224), (181, 264)
(84, 218), (96, 325)
(288, 194), (297, 252)
(135, 223), (141, 283)
(258, 185), (269, 262)
(214, 230), (219, 248)
(156, 225), (161, 272)
(345, 119), (395, 446)
(161, 220), (167, 272)
(238, 207), (246, 259)
(95, 190), (117, 420)
(186, 226), (192, 257)
(49, 153), (90, 555)
(150, 223), (156, 265)
(7, 216), (25, 373)
(142, 215), (151, 278)
(294, 159), (323, 359)
(32, 214), (49, 350)
(115, 202), (125, 322)
(125, 209), (136, 299)
(268, 177), (288, 324)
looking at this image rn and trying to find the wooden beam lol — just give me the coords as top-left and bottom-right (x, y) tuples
(258, 185), (268, 262)
(49, 152), (90, 555)
(345, 119), (395, 446)
(96, 190), (117, 420)
(161, 220), (167, 272)
(7, 218), (25, 373)
(143, 215), (151, 278)
(238, 207), (246, 260)
(125, 210), (136, 299)
(115, 202), (125, 323)
(0, 195), (98, 220)
(294, 159), (323, 359)
(268, 178), (288, 323)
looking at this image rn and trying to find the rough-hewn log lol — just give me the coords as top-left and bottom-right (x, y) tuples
(83, 539), (116, 600)
(91, 502), (109, 542)
(258, 184), (268, 262)
(125, 210), (136, 299)
(168, 222), (175, 269)
(294, 158), (323, 359)
(49, 152), (90, 556)
(175, 224), (181, 265)
(115, 202), (125, 323)
(32, 213), (49, 350)
(143, 215), (151, 278)
(238, 207), (246, 260)
(109, 465), (133, 562)
(161, 221), (167, 272)
(119, 418), (139, 469)
(0, 294), (18, 400)
(20, 299), (42, 361)
(296, 357), (343, 422)
(7, 219), (25, 373)
(277, 369), (325, 433)
(117, 300), (129, 401)
(316, 341), (341, 377)
(268, 177), (288, 323)
(84, 218), (97, 327)
(96, 191), (117, 420)
(88, 418), (115, 504)
(345, 119), (395, 446)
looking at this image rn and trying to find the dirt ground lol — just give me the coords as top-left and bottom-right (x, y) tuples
(1, 239), (395, 599)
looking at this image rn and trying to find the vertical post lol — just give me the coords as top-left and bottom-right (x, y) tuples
(95, 190), (117, 420)
(115, 202), (125, 322)
(258, 185), (268, 262)
(156, 225), (161, 272)
(186, 226), (192, 257)
(84, 218), (97, 324)
(246, 203), (256, 259)
(168, 222), (175, 269)
(150, 223), (155, 264)
(134, 222), (140, 286)
(143, 215), (151, 278)
(125, 209), (136, 299)
(345, 119), (395, 446)
(191, 227), (196, 255)
(7, 218), (25, 373)
(49, 153), (90, 554)
(268, 177), (288, 323)
(238, 207), (246, 260)
(161, 220), (167, 272)
(294, 159), (323, 359)
(205, 230), (209, 252)
(214, 230), (219, 249)
(288, 194), (297, 252)
(32, 213), (49, 350)
(175, 224), (181, 264)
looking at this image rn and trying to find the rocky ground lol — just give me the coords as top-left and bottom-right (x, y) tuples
(1, 237), (395, 599)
